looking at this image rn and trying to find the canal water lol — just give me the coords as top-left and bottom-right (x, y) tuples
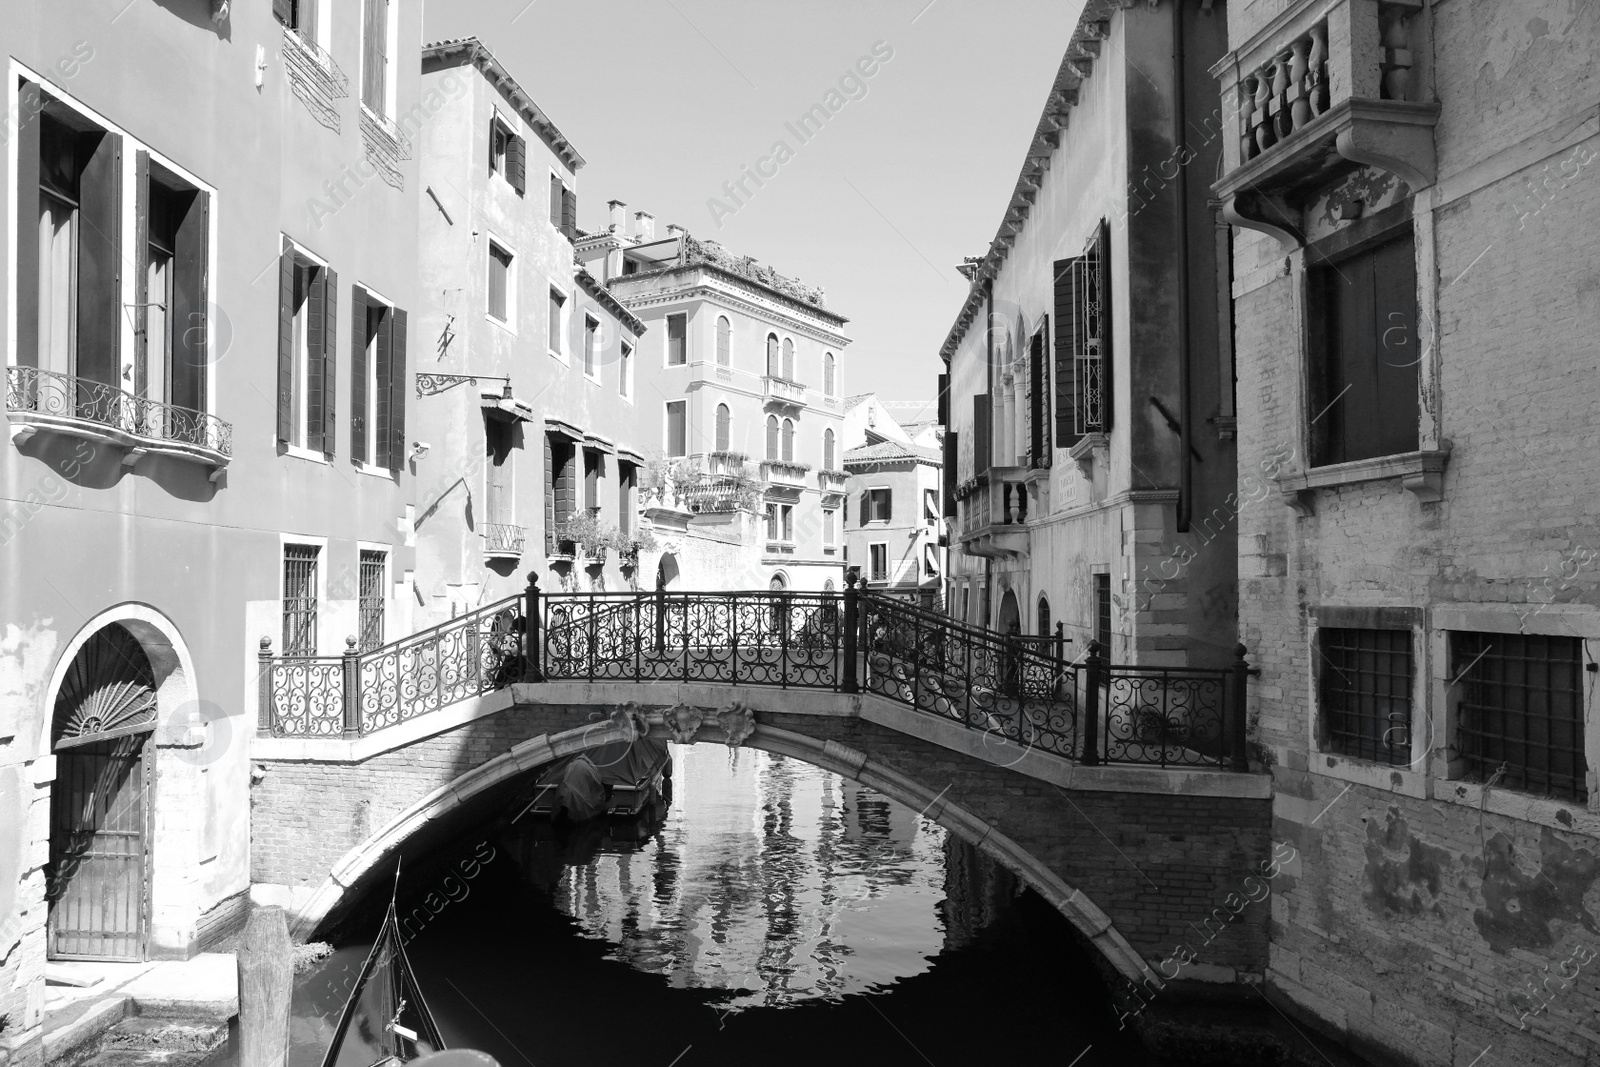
(279, 746), (1153, 1067)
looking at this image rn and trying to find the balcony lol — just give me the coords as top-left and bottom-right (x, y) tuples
(955, 469), (1032, 560)
(6, 366), (232, 479)
(706, 450), (748, 476)
(816, 469), (847, 498)
(760, 459), (810, 494)
(761, 376), (808, 410)
(1211, 0), (1436, 247)
(483, 523), (526, 560)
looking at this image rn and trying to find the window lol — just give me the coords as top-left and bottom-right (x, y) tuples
(923, 488), (939, 523)
(583, 315), (599, 378)
(619, 342), (632, 397)
(360, 0), (393, 117)
(583, 449), (602, 511)
(715, 404), (731, 451)
(276, 242), (335, 454)
(349, 287), (407, 469)
(548, 286), (565, 356)
(1053, 220), (1112, 445)
(274, 0), (319, 38)
(781, 337), (794, 380)
(282, 544), (320, 655)
(484, 416), (514, 526)
(1308, 230), (1419, 466)
(1094, 573), (1111, 655)
(546, 434), (577, 545)
(782, 505), (793, 541)
(863, 487), (891, 524)
(666, 313), (686, 365)
(869, 543), (888, 583)
(781, 418), (795, 461)
(21, 100), (122, 391)
(1452, 632), (1587, 802)
(548, 175), (576, 240)
(823, 508), (836, 546)
(489, 115), (527, 194)
(489, 117), (507, 176)
(824, 352), (836, 396)
(1319, 627), (1412, 765)
(1037, 595), (1051, 637)
(140, 160), (209, 417)
(766, 333), (780, 377)
(924, 543), (940, 579)
(823, 428), (835, 470)
(618, 462), (636, 535)
(488, 242), (512, 324)
(666, 401), (687, 457)
(765, 415), (779, 460)
(358, 549), (386, 652)
(1027, 326), (1050, 468)
(716, 316), (731, 366)
(765, 503), (794, 542)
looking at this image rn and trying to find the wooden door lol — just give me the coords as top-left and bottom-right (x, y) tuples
(48, 735), (149, 960)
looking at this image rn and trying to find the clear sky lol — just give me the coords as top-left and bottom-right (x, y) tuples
(421, 0), (1083, 426)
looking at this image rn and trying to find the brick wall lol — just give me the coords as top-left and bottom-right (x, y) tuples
(252, 700), (1271, 978)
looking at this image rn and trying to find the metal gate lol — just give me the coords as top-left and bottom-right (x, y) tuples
(46, 624), (158, 961)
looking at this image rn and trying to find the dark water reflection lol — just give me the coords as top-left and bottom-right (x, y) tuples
(281, 746), (1153, 1067)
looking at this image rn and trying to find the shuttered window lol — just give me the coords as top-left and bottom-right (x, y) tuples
(1054, 220), (1113, 445)
(780, 418), (794, 462)
(484, 417), (513, 525)
(824, 352), (836, 396)
(549, 174), (563, 228)
(766, 334), (779, 377)
(346, 285), (405, 469)
(583, 316), (598, 377)
(666, 313), (686, 365)
(666, 401), (687, 457)
(618, 462), (636, 535)
(140, 164), (210, 417)
(765, 415), (779, 460)
(716, 316), (731, 366)
(505, 133), (526, 195)
(866, 488), (892, 524)
(583, 449), (601, 511)
(715, 404), (731, 451)
(1027, 324), (1050, 467)
(972, 394), (991, 474)
(548, 287), (564, 355)
(488, 242), (512, 324)
(277, 241), (337, 454)
(1308, 230), (1419, 466)
(781, 337), (794, 380)
(941, 430), (957, 518)
(823, 428), (835, 470)
(619, 342), (632, 397)
(361, 0), (389, 115)
(274, 0), (318, 39)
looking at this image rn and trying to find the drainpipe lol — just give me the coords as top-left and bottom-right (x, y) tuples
(1173, 0), (1194, 532)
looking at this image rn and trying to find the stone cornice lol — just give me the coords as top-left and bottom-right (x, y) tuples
(613, 270), (852, 347)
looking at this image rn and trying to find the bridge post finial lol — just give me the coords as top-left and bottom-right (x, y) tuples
(257, 636), (275, 736)
(523, 570), (544, 682)
(1229, 643), (1252, 772)
(841, 568), (861, 694)
(341, 637), (361, 739)
(1082, 640), (1104, 766)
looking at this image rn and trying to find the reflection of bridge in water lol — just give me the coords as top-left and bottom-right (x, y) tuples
(250, 577), (1273, 1019)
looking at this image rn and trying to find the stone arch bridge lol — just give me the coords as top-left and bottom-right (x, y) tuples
(250, 583), (1272, 998)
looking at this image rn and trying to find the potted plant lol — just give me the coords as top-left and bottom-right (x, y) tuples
(613, 526), (658, 568)
(556, 510), (612, 564)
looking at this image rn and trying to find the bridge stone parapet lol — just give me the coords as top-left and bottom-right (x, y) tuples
(249, 680), (1272, 994)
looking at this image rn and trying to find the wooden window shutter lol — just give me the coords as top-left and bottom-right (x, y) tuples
(549, 175), (562, 226)
(362, 0), (387, 112)
(1097, 219), (1113, 432)
(561, 187), (577, 240)
(276, 238), (296, 442)
(936, 373), (948, 426)
(942, 431), (957, 519)
(883, 489), (893, 524)
(171, 188), (208, 414)
(320, 268), (338, 453)
(544, 433), (555, 543)
(1053, 258), (1082, 446)
(273, 0), (293, 24)
(506, 135), (526, 195)
(306, 264), (326, 452)
(132, 151), (149, 397)
(389, 307), (407, 469)
(77, 130), (121, 388)
(1028, 325), (1049, 465)
(350, 285), (369, 463)
(973, 394), (991, 473)
(374, 304), (393, 469)
(15, 82), (41, 369)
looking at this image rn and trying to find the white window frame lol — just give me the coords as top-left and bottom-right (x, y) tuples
(549, 168), (569, 231)
(489, 108), (514, 179)
(486, 234), (516, 332)
(866, 485), (891, 525)
(665, 311), (688, 368)
(619, 340), (633, 401)
(547, 280), (569, 363)
(285, 0), (334, 56)
(868, 540), (889, 584)
(282, 238), (332, 464)
(582, 313), (601, 382)
(665, 399), (687, 458)
(357, 0), (398, 122)
(353, 282), (397, 477)
(482, 418), (516, 524)
(279, 534), (329, 656)
(822, 508), (837, 548)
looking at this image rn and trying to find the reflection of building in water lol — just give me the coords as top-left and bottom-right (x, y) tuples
(939, 835), (1018, 954)
(520, 745), (965, 1009)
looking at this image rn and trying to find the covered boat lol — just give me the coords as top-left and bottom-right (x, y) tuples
(519, 736), (671, 821)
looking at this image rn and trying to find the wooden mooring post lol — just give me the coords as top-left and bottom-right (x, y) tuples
(238, 905), (293, 1067)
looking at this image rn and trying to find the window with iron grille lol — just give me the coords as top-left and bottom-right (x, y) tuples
(282, 544), (320, 655)
(1452, 632), (1588, 802)
(1093, 574), (1111, 654)
(1319, 627), (1412, 765)
(358, 550), (386, 652)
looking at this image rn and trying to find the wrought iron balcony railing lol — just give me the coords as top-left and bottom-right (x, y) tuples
(6, 365), (232, 464)
(483, 523), (526, 558)
(259, 580), (1258, 772)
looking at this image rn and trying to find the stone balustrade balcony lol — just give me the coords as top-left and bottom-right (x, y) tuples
(761, 376), (808, 410)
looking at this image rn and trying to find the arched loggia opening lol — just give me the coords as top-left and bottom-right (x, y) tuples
(655, 553), (680, 591)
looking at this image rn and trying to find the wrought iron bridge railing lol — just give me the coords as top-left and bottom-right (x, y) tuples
(6, 365), (232, 457)
(257, 577), (1256, 770)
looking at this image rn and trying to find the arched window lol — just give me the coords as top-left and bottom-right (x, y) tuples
(716, 316), (731, 366)
(824, 352), (836, 396)
(766, 414), (779, 460)
(823, 428), (835, 470)
(781, 337), (794, 380)
(715, 403), (731, 451)
(781, 418), (795, 461)
(766, 333), (780, 377)
(1037, 595), (1052, 637)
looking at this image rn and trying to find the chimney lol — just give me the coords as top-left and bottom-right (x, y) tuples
(634, 211), (655, 241)
(608, 199), (627, 234)
(666, 224), (685, 238)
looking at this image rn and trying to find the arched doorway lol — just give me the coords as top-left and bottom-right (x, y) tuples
(47, 623), (159, 960)
(655, 553), (680, 591)
(768, 572), (788, 591)
(996, 589), (1020, 635)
